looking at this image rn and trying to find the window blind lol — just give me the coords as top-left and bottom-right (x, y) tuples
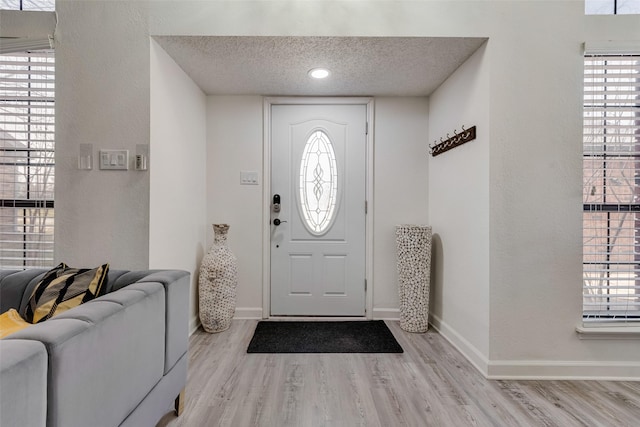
(0, 0), (55, 11)
(583, 52), (640, 323)
(0, 50), (54, 269)
(585, 0), (640, 15)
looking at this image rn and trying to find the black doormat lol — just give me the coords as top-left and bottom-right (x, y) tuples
(246, 320), (403, 353)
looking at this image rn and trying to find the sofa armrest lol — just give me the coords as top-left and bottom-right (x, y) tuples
(0, 339), (47, 427)
(134, 271), (190, 374)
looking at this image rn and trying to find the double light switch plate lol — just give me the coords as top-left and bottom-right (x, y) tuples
(99, 149), (129, 170)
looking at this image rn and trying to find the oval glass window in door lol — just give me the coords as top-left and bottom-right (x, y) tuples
(299, 130), (338, 235)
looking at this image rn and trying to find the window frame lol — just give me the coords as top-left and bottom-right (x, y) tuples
(582, 49), (640, 324)
(0, 50), (55, 269)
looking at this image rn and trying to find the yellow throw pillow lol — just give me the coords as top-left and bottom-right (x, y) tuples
(23, 263), (110, 324)
(0, 309), (31, 338)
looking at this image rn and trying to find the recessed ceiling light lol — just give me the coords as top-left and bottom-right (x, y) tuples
(308, 68), (330, 79)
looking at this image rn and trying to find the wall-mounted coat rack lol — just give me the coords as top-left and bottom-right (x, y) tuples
(429, 125), (476, 157)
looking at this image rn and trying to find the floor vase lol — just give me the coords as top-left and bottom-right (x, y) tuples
(396, 225), (432, 333)
(199, 224), (238, 333)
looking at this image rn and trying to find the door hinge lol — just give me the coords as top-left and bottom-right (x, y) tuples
(365, 279), (368, 291)
(365, 200), (368, 214)
(365, 121), (369, 135)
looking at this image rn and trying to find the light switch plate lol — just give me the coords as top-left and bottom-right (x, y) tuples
(240, 170), (259, 185)
(99, 149), (129, 170)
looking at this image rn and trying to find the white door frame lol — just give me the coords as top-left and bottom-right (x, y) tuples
(262, 97), (374, 319)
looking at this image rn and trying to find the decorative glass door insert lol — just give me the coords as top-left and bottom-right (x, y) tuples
(299, 130), (338, 235)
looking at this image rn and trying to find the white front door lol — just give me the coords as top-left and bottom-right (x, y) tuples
(270, 103), (367, 316)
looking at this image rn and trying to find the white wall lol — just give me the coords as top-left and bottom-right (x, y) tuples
(53, 1), (640, 379)
(484, 5), (640, 379)
(373, 98), (429, 315)
(55, 1), (150, 269)
(149, 39), (207, 333)
(206, 96), (428, 318)
(428, 43), (491, 371)
(206, 96), (264, 318)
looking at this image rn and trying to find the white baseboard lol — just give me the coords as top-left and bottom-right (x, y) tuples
(190, 308), (261, 332)
(372, 307), (400, 320)
(190, 308), (261, 334)
(487, 360), (640, 381)
(231, 307), (398, 320)
(429, 313), (490, 377)
(189, 315), (201, 336)
(430, 314), (640, 380)
(233, 307), (263, 319)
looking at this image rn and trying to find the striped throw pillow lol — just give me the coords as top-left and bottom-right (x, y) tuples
(24, 263), (110, 324)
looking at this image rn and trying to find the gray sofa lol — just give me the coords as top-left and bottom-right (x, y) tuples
(0, 268), (190, 427)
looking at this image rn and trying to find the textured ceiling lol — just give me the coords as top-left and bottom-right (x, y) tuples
(153, 36), (487, 97)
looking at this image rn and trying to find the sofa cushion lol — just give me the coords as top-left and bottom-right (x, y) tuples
(0, 309), (31, 338)
(110, 270), (163, 293)
(102, 269), (129, 294)
(23, 263), (109, 323)
(0, 269), (46, 314)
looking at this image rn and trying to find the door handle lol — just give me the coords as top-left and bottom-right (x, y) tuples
(273, 218), (287, 226)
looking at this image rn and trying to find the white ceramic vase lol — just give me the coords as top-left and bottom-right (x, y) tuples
(199, 224), (238, 333)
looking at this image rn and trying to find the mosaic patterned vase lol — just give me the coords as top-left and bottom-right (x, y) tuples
(199, 224), (238, 333)
(396, 225), (432, 333)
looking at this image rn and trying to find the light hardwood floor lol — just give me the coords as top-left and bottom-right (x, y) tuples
(157, 320), (640, 427)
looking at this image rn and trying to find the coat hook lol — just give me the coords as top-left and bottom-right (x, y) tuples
(462, 125), (471, 139)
